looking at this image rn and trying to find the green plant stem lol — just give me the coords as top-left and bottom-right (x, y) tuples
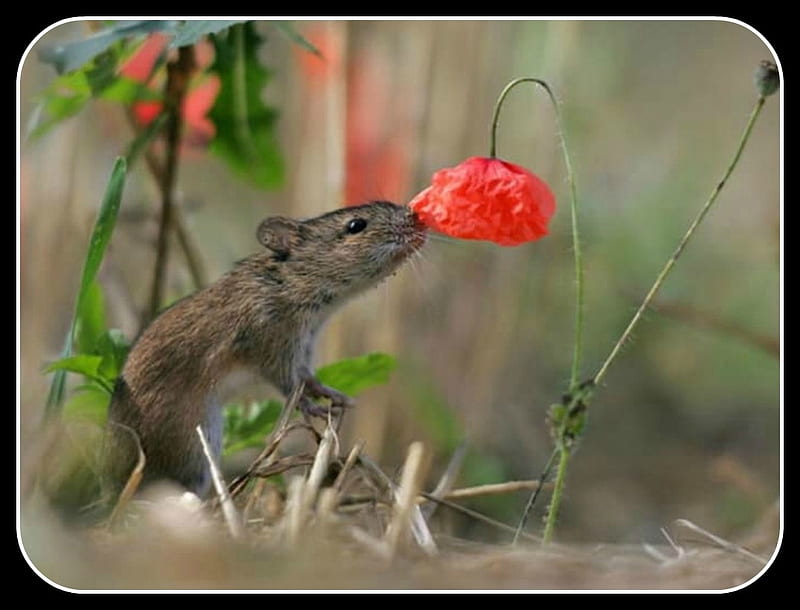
(492, 78), (586, 545)
(592, 95), (767, 387)
(542, 444), (571, 543)
(145, 45), (195, 324)
(538, 93), (769, 543)
(488, 77), (584, 387)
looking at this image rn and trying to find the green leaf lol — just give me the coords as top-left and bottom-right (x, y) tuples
(27, 70), (92, 139)
(45, 334), (71, 412)
(75, 158), (127, 313)
(37, 20), (178, 74)
(223, 400), (282, 456)
(63, 383), (111, 425)
(272, 22), (322, 56)
(45, 354), (103, 378)
(95, 329), (131, 381)
(316, 353), (397, 396)
(98, 75), (161, 104)
(169, 20), (245, 48)
(28, 41), (158, 140)
(124, 113), (168, 165)
(29, 22), (170, 140)
(74, 280), (106, 354)
(45, 158), (127, 415)
(208, 22), (284, 189)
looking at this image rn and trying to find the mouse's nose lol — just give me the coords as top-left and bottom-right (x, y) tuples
(406, 207), (428, 231)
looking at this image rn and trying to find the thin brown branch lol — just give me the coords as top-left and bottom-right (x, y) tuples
(423, 443), (467, 519)
(145, 46), (196, 324)
(106, 423), (145, 531)
(228, 383), (306, 497)
(419, 491), (542, 544)
(123, 109), (208, 294)
(437, 480), (550, 501)
(251, 454), (316, 478)
(358, 453), (437, 555)
(172, 203), (208, 290)
(333, 440), (365, 493)
(647, 298), (779, 358)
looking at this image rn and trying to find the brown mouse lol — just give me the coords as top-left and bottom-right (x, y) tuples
(105, 200), (426, 498)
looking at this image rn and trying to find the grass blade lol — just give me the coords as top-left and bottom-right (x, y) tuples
(45, 157), (127, 415)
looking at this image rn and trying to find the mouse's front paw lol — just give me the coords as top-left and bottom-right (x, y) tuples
(301, 376), (355, 414)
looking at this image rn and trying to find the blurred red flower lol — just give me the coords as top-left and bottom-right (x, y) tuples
(409, 156), (556, 246)
(120, 33), (219, 146)
(294, 23), (412, 206)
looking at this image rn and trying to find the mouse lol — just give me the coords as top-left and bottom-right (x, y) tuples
(104, 200), (426, 499)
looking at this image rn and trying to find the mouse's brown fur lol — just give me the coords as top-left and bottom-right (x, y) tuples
(105, 201), (426, 497)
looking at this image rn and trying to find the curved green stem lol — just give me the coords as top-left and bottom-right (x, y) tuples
(493, 78), (586, 545)
(488, 77), (584, 389)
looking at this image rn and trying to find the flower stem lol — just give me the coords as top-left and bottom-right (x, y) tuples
(542, 443), (571, 543)
(493, 78), (586, 545)
(538, 93), (770, 544)
(592, 95), (767, 387)
(488, 77), (584, 387)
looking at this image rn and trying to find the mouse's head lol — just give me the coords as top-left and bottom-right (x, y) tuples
(256, 201), (427, 303)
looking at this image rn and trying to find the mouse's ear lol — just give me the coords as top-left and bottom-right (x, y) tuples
(256, 217), (302, 259)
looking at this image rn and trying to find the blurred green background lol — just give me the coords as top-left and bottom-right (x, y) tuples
(19, 19), (780, 547)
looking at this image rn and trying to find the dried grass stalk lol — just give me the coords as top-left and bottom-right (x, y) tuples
(196, 425), (243, 540)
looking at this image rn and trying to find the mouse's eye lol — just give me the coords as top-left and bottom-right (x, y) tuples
(346, 218), (368, 234)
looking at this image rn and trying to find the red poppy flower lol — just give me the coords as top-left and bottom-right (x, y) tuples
(409, 156), (556, 246)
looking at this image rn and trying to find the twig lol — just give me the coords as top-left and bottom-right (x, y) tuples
(315, 488), (340, 535)
(228, 382), (305, 497)
(359, 454), (438, 556)
(332, 440), (365, 493)
(242, 477), (266, 523)
(670, 519), (767, 566)
(513, 447), (557, 544)
(646, 297), (779, 358)
(542, 87), (772, 544)
(106, 423), (146, 531)
(127, 110), (207, 292)
(303, 426), (336, 512)
(422, 442), (467, 519)
(439, 479), (549, 501)
(593, 94), (769, 386)
(419, 492), (541, 544)
(285, 476), (306, 548)
(172, 203), (208, 290)
(251, 454), (315, 478)
(145, 45), (196, 323)
(195, 425), (243, 540)
(384, 442), (428, 558)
